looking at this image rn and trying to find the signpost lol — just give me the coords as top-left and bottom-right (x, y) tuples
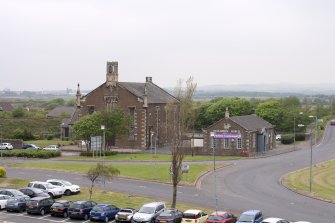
(91, 136), (102, 158)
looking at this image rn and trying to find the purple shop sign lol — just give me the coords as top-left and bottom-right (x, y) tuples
(214, 133), (241, 139)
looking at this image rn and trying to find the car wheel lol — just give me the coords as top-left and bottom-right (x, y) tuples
(19, 207), (24, 213)
(6, 209), (10, 212)
(27, 212), (31, 215)
(63, 212), (68, 218)
(40, 208), (45, 215)
(105, 217), (109, 222)
(48, 193), (54, 198)
(65, 190), (71, 196)
(84, 214), (89, 220)
(51, 213), (55, 216)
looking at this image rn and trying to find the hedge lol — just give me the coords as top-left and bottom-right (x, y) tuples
(80, 151), (118, 157)
(0, 166), (6, 177)
(0, 150), (61, 158)
(295, 132), (306, 141)
(281, 134), (294, 144)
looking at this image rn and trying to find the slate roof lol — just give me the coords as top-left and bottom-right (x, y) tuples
(47, 106), (76, 118)
(0, 102), (14, 112)
(119, 82), (178, 104)
(230, 114), (274, 131)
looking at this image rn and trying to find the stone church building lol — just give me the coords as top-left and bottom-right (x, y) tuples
(69, 61), (179, 149)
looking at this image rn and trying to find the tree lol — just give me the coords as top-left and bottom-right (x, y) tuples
(12, 106), (25, 118)
(167, 76), (197, 208)
(86, 163), (120, 200)
(256, 100), (284, 128)
(72, 112), (103, 151)
(100, 107), (131, 148)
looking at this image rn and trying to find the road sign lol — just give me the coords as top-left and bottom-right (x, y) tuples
(91, 136), (102, 151)
(213, 133), (241, 139)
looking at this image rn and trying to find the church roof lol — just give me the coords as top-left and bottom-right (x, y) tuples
(230, 114), (274, 131)
(47, 106), (76, 118)
(119, 82), (178, 104)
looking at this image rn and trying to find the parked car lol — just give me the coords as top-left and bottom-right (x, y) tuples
(90, 204), (121, 222)
(68, 200), (97, 220)
(50, 200), (72, 218)
(262, 218), (289, 223)
(293, 222), (311, 223)
(0, 189), (29, 198)
(330, 119), (335, 125)
(155, 208), (183, 223)
(5, 196), (30, 212)
(26, 196), (55, 215)
(19, 187), (50, 198)
(43, 145), (60, 151)
(182, 210), (208, 223)
(206, 211), (237, 223)
(275, 135), (281, 141)
(22, 144), (33, 149)
(0, 195), (11, 209)
(132, 202), (166, 223)
(236, 210), (263, 223)
(47, 179), (81, 195)
(27, 181), (64, 198)
(116, 208), (137, 223)
(0, 142), (13, 150)
(25, 144), (40, 150)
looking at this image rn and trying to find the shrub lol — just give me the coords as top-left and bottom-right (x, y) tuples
(0, 166), (6, 177)
(80, 151), (118, 157)
(295, 133), (306, 141)
(281, 134), (294, 144)
(0, 150), (61, 158)
(47, 135), (53, 140)
(12, 107), (25, 117)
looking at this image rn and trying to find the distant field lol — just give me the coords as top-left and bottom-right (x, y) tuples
(283, 159), (335, 202)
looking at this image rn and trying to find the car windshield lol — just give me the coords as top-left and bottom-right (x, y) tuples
(11, 190), (25, 196)
(70, 203), (82, 209)
(52, 202), (65, 207)
(8, 197), (25, 203)
(183, 213), (196, 219)
(238, 214), (254, 222)
(160, 212), (173, 217)
(208, 215), (225, 221)
(120, 209), (133, 213)
(45, 184), (55, 189)
(139, 206), (155, 214)
(92, 206), (106, 212)
(62, 181), (72, 186)
(28, 200), (38, 206)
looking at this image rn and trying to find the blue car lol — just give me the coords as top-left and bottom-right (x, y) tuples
(236, 210), (263, 223)
(90, 204), (121, 222)
(68, 200), (97, 220)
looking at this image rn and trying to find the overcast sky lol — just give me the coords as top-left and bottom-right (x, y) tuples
(1, 0), (335, 91)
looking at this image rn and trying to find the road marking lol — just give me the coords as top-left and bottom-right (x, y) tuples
(139, 185), (147, 188)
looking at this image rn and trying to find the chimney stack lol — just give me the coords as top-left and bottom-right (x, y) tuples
(225, 107), (230, 118)
(146, 77), (152, 83)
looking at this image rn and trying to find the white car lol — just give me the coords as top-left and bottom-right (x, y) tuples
(132, 202), (166, 223)
(275, 135), (282, 141)
(0, 195), (11, 209)
(42, 145), (60, 151)
(46, 179), (80, 196)
(262, 217), (290, 223)
(27, 181), (65, 198)
(0, 142), (13, 150)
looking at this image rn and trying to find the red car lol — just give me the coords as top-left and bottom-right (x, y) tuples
(206, 211), (237, 223)
(330, 120), (335, 125)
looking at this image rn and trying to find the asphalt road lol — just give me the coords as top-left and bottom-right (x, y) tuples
(4, 125), (335, 223)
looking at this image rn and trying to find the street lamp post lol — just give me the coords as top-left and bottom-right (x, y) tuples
(308, 115), (317, 193)
(293, 112), (303, 150)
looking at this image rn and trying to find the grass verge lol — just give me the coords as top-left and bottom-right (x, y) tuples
(0, 178), (212, 212)
(12, 162), (222, 185)
(282, 159), (335, 202)
(25, 139), (75, 148)
(58, 153), (243, 162)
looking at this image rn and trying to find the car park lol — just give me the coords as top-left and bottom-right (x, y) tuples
(261, 218), (290, 223)
(50, 200), (72, 218)
(42, 145), (60, 151)
(132, 202), (166, 223)
(27, 181), (65, 198)
(5, 196), (30, 212)
(0, 189), (29, 198)
(116, 208), (137, 223)
(47, 179), (81, 195)
(182, 210), (208, 223)
(206, 211), (237, 223)
(26, 196), (55, 215)
(0, 194), (11, 209)
(155, 208), (183, 223)
(0, 142), (13, 150)
(90, 203), (121, 222)
(236, 210), (263, 223)
(68, 200), (97, 220)
(19, 187), (50, 198)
